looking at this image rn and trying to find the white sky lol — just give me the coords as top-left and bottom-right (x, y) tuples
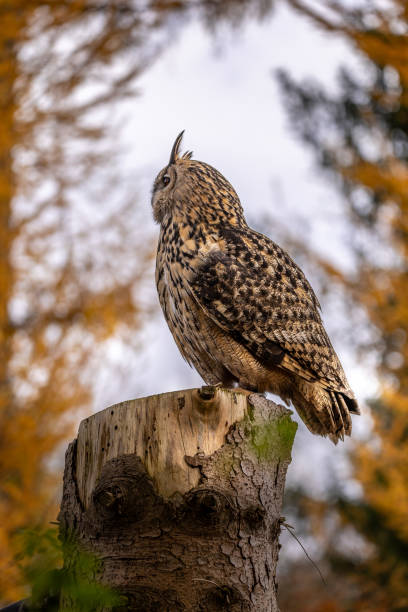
(91, 2), (378, 515)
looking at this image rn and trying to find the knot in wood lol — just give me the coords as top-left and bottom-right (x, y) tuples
(182, 488), (235, 533)
(198, 385), (217, 400)
(94, 484), (125, 513)
(90, 456), (160, 525)
(192, 387), (220, 421)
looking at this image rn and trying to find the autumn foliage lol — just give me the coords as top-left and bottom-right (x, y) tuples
(0, 1), (157, 602)
(0, 0), (277, 604)
(279, 1), (408, 609)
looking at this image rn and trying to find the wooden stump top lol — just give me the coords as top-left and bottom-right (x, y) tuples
(76, 387), (249, 505)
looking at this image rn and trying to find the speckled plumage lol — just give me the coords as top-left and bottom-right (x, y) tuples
(152, 132), (359, 442)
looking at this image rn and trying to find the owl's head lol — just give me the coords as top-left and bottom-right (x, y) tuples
(151, 131), (245, 226)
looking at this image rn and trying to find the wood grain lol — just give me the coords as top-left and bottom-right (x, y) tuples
(76, 387), (247, 505)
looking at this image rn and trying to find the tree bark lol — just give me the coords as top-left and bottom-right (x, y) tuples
(58, 386), (297, 611)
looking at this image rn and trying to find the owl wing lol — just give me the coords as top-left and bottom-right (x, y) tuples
(188, 227), (352, 395)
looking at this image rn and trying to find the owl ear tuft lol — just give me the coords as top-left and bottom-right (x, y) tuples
(169, 130), (185, 164)
(182, 150), (193, 160)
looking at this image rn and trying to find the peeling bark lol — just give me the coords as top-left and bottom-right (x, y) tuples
(58, 387), (297, 611)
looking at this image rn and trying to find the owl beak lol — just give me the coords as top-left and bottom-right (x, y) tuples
(169, 130), (185, 165)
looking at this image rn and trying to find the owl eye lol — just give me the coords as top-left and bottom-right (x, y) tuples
(162, 175), (171, 186)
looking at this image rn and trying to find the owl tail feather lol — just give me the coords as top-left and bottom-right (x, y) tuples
(327, 391), (352, 444)
(292, 383), (356, 444)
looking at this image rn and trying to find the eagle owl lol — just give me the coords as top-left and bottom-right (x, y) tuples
(152, 132), (359, 442)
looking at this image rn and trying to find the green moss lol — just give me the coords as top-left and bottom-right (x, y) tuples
(246, 402), (255, 422)
(248, 415), (297, 463)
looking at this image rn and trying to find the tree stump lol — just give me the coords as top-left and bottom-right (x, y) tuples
(58, 387), (297, 611)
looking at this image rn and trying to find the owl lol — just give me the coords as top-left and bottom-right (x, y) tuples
(152, 132), (359, 442)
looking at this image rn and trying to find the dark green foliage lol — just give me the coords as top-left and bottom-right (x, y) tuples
(15, 527), (125, 611)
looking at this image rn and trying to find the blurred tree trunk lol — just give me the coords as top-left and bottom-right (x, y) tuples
(58, 387), (297, 611)
(0, 6), (31, 593)
(0, 9), (16, 395)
